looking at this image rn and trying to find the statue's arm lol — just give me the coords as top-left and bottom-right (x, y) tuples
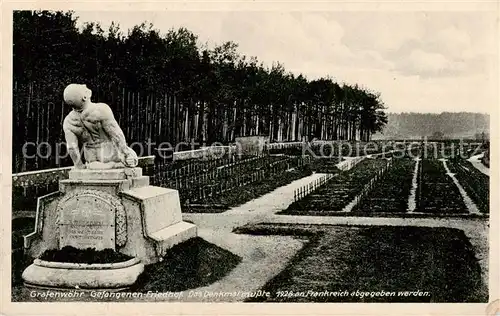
(100, 103), (131, 154)
(100, 104), (138, 167)
(63, 117), (84, 168)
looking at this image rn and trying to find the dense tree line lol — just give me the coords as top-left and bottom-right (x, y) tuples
(13, 10), (388, 171)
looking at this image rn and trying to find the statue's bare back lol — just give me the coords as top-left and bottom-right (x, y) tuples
(62, 84), (138, 169)
(64, 103), (113, 143)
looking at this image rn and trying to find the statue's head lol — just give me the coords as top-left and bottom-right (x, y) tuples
(63, 84), (92, 110)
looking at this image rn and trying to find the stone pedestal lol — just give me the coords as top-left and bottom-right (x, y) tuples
(23, 167), (197, 289)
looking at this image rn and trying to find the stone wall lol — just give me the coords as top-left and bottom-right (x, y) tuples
(235, 136), (270, 156)
(172, 146), (236, 161)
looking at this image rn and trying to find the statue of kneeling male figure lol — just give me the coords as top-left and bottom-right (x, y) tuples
(63, 84), (138, 169)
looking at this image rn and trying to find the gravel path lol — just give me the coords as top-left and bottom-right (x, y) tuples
(177, 172), (327, 302)
(407, 158), (420, 212)
(468, 153), (489, 176)
(441, 159), (481, 215)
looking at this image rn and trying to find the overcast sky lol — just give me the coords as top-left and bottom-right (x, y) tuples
(74, 10), (497, 114)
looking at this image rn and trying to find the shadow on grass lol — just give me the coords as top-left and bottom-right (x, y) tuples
(132, 237), (241, 292)
(234, 223), (486, 303)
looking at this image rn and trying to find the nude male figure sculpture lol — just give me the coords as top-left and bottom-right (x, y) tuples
(62, 84), (138, 169)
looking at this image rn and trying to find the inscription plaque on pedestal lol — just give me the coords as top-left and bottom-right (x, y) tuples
(57, 191), (117, 250)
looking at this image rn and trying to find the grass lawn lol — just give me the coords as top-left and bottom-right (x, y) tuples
(234, 223), (485, 302)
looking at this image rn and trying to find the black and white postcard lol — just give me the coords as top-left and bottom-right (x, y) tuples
(1, 1), (498, 315)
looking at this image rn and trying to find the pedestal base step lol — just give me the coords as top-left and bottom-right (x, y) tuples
(149, 221), (197, 258)
(22, 258), (144, 290)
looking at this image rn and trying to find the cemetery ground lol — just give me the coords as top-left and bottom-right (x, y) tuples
(11, 142), (489, 302)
